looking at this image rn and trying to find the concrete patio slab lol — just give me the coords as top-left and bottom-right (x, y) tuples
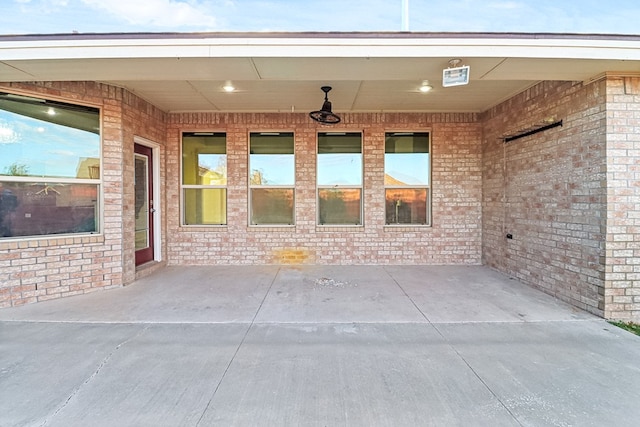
(254, 266), (426, 323)
(384, 265), (594, 323)
(1, 265), (639, 426)
(0, 265), (279, 323)
(41, 324), (249, 427)
(436, 320), (640, 426)
(197, 322), (516, 426)
(0, 322), (146, 426)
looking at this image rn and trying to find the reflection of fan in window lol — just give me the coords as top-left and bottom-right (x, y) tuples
(34, 184), (61, 195)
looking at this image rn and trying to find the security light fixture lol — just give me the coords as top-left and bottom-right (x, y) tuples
(309, 86), (341, 124)
(442, 59), (470, 87)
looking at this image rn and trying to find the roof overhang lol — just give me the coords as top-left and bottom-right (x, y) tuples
(1, 32), (639, 113)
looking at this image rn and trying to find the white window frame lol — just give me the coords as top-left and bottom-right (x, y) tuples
(248, 131), (296, 226)
(180, 132), (227, 227)
(316, 131), (363, 226)
(0, 91), (103, 240)
(384, 131), (431, 226)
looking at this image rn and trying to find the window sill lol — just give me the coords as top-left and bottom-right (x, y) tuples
(249, 224), (295, 230)
(316, 225), (364, 232)
(0, 233), (104, 250)
(384, 224), (432, 231)
(179, 225), (228, 232)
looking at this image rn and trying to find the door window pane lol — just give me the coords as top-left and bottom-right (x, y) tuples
(134, 154), (149, 250)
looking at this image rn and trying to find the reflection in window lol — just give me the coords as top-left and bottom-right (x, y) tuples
(134, 154), (149, 251)
(0, 92), (100, 239)
(317, 132), (362, 225)
(251, 188), (294, 225)
(0, 182), (98, 238)
(384, 132), (430, 225)
(182, 133), (227, 225)
(318, 188), (362, 225)
(183, 188), (226, 225)
(250, 133), (295, 225)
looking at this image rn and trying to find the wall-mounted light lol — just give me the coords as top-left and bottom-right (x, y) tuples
(46, 107), (56, 116)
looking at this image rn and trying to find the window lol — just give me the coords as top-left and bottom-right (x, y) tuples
(249, 132), (295, 225)
(317, 132), (362, 225)
(181, 132), (226, 225)
(0, 92), (100, 239)
(385, 132), (430, 225)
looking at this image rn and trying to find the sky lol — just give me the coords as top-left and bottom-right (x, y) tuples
(0, 111), (99, 178)
(1, 0), (639, 35)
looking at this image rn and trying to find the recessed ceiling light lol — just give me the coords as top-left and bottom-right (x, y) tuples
(419, 81), (433, 93)
(222, 82), (235, 92)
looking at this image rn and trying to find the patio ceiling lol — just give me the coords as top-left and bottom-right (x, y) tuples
(1, 32), (639, 113)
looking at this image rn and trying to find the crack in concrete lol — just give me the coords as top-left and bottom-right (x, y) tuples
(195, 267), (281, 426)
(382, 266), (525, 426)
(38, 325), (150, 426)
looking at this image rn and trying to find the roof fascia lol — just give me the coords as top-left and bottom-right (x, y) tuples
(1, 32), (640, 61)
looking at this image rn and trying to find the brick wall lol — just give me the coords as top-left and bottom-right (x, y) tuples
(0, 82), (166, 307)
(166, 113), (483, 265)
(604, 76), (640, 321)
(9, 78), (637, 320)
(120, 90), (168, 283)
(482, 80), (608, 317)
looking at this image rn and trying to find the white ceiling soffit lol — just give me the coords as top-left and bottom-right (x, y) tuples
(1, 32), (639, 113)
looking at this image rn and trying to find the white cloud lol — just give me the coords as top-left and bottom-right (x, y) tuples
(48, 149), (76, 157)
(0, 125), (19, 144)
(80, 0), (217, 29)
(488, 1), (522, 10)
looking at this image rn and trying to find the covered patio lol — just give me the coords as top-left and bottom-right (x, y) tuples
(1, 32), (640, 321)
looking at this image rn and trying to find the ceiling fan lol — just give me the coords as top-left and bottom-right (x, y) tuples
(309, 86), (341, 124)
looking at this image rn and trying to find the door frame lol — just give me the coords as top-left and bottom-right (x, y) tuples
(134, 136), (162, 264)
